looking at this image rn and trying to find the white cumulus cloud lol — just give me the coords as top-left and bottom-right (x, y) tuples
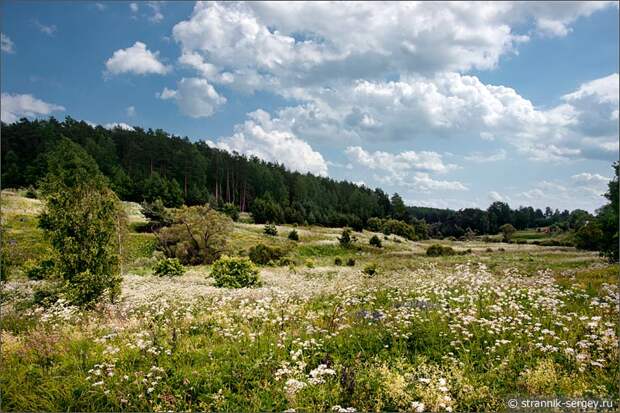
(1, 93), (65, 123)
(158, 77), (226, 118)
(208, 109), (328, 176)
(105, 41), (170, 75)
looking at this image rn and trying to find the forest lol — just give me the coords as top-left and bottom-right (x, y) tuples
(1, 116), (610, 242)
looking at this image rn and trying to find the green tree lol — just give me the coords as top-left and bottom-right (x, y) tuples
(596, 162), (619, 262)
(575, 222), (603, 251)
(499, 223), (516, 242)
(38, 138), (125, 307)
(390, 193), (408, 221)
(156, 205), (233, 265)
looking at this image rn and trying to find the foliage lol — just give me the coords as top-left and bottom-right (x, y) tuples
(248, 243), (285, 265)
(221, 203), (240, 221)
(23, 258), (55, 280)
(263, 223), (278, 236)
(426, 244), (456, 257)
(141, 199), (173, 231)
(156, 205), (233, 265)
(251, 197), (284, 224)
(2, 117), (593, 235)
(499, 223), (517, 242)
(334, 257), (343, 266)
(362, 262), (378, 276)
(369, 235), (382, 248)
(38, 138), (125, 307)
(346, 258), (356, 266)
(305, 259), (315, 268)
(338, 228), (356, 248)
(372, 218), (417, 240)
(211, 255), (261, 288)
(153, 258), (185, 277)
(288, 229), (299, 241)
(596, 162), (619, 262)
(574, 222), (603, 251)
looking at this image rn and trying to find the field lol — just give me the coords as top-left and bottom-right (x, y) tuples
(1, 191), (618, 412)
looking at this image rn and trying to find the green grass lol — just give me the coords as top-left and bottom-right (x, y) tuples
(1, 193), (618, 411)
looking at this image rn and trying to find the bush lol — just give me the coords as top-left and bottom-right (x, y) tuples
(382, 219), (416, 240)
(486, 247), (493, 252)
(499, 223), (517, 242)
(346, 258), (356, 266)
(277, 257), (296, 267)
(248, 243), (285, 265)
(153, 258), (185, 277)
(334, 257), (343, 266)
(362, 263), (378, 276)
(338, 228), (356, 248)
(264, 223), (278, 236)
(221, 203), (240, 221)
(575, 222), (603, 251)
(369, 235), (382, 248)
(156, 205), (233, 265)
(141, 199), (173, 231)
(211, 256), (261, 288)
(305, 259), (315, 268)
(24, 258), (55, 280)
(288, 229), (299, 241)
(426, 244), (455, 257)
(366, 217), (383, 232)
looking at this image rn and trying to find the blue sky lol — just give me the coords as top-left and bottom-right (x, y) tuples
(2, 1), (618, 212)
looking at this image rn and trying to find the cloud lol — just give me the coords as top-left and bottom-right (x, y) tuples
(1, 33), (15, 53)
(172, 1), (614, 93)
(126, 106), (136, 117)
(488, 191), (508, 202)
(1, 93), (65, 123)
(410, 173), (468, 192)
(571, 172), (610, 197)
(105, 42), (170, 75)
(33, 20), (57, 36)
(465, 149), (507, 163)
(345, 145), (466, 192)
(129, 3), (138, 13)
(104, 122), (135, 131)
(95, 3), (107, 11)
(208, 109), (328, 176)
(158, 77), (226, 118)
(345, 146), (455, 175)
(146, 2), (164, 23)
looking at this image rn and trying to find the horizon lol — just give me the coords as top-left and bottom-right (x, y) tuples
(1, 1), (619, 212)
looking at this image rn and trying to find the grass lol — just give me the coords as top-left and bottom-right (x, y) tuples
(1, 192), (618, 411)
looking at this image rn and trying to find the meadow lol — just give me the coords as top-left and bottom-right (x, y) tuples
(1, 191), (618, 412)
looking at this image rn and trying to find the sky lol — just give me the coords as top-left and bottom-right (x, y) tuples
(1, 1), (618, 212)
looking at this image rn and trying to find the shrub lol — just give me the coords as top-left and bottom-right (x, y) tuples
(153, 258), (185, 277)
(338, 228), (356, 248)
(382, 219), (416, 240)
(277, 257), (296, 267)
(369, 235), (382, 248)
(264, 223), (278, 236)
(575, 222), (603, 251)
(305, 259), (315, 268)
(248, 243), (285, 265)
(334, 257), (343, 266)
(366, 217), (383, 232)
(221, 203), (240, 221)
(211, 256), (261, 288)
(23, 258), (55, 280)
(498, 247), (506, 252)
(486, 247), (493, 252)
(141, 199), (173, 231)
(156, 205), (233, 265)
(288, 229), (299, 241)
(426, 244), (455, 257)
(346, 258), (356, 266)
(499, 223), (517, 242)
(362, 263), (378, 276)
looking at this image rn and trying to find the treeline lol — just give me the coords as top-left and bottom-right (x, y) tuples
(0, 117), (613, 243)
